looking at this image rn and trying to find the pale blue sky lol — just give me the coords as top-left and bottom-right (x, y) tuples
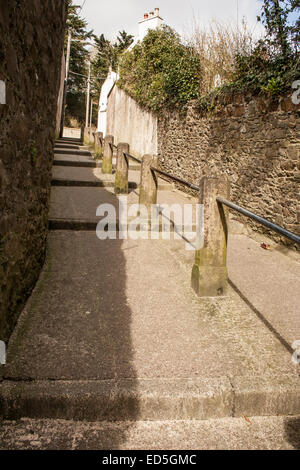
(75, 0), (265, 41)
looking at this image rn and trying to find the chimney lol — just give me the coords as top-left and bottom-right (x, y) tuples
(154, 8), (159, 16)
(149, 11), (154, 18)
(144, 13), (149, 19)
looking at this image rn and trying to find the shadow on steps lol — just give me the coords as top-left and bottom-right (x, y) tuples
(1, 186), (140, 449)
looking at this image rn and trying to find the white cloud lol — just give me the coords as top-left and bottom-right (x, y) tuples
(76, 0), (264, 41)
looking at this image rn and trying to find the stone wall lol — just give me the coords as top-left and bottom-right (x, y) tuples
(158, 93), (300, 248)
(106, 85), (157, 158)
(0, 1), (67, 341)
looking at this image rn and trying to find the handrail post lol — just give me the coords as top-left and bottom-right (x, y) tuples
(95, 131), (103, 159)
(83, 126), (90, 144)
(102, 135), (114, 174)
(191, 176), (230, 297)
(139, 154), (158, 213)
(115, 143), (129, 194)
(80, 125), (85, 143)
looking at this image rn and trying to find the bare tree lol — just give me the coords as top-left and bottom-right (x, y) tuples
(184, 18), (260, 94)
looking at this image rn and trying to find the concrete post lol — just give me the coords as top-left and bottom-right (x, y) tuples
(84, 126), (90, 144)
(191, 176), (230, 297)
(115, 143), (129, 194)
(80, 125), (85, 143)
(102, 135), (114, 174)
(95, 132), (103, 159)
(139, 154), (158, 210)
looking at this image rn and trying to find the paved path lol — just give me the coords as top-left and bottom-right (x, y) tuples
(0, 416), (299, 450)
(1, 135), (299, 449)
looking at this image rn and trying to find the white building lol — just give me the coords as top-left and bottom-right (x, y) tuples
(129, 8), (164, 49)
(97, 69), (118, 136)
(97, 8), (164, 135)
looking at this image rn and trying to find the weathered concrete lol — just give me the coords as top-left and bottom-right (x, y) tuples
(102, 135), (114, 174)
(139, 155), (158, 211)
(170, 232), (300, 350)
(83, 127), (95, 145)
(0, 378), (233, 422)
(227, 234), (300, 346)
(94, 131), (103, 159)
(55, 149), (92, 156)
(2, 230), (299, 419)
(55, 144), (81, 150)
(51, 166), (171, 190)
(0, 416), (299, 450)
(192, 177), (230, 297)
(1, 139), (299, 431)
(115, 143), (129, 194)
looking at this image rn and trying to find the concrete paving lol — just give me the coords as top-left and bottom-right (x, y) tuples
(52, 166), (172, 190)
(0, 415), (299, 450)
(5, 232), (298, 382)
(1, 137), (299, 447)
(168, 234), (300, 353)
(62, 127), (81, 139)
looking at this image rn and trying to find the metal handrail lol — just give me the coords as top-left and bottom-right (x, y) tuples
(102, 141), (300, 245)
(217, 197), (300, 245)
(109, 143), (118, 150)
(124, 152), (142, 164)
(150, 166), (200, 191)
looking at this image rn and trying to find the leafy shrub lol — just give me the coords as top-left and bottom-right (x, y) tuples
(230, 41), (300, 95)
(197, 41), (300, 112)
(118, 26), (202, 112)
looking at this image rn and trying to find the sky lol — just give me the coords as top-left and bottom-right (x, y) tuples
(75, 0), (265, 42)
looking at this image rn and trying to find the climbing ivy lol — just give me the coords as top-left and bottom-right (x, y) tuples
(118, 26), (202, 112)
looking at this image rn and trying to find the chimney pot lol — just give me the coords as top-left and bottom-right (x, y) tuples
(149, 11), (154, 18)
(144, 13), (149, 19)
(154, 8), (159, 16)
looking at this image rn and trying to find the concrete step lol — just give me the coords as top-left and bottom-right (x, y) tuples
(55, 144), (81, 150)
(48, 219), (197, 232)
(1, 376), (299, 423)
(55, 140), (82, 146)
(51, 179), (138, 189)
(53, 160), (101, 169)
(54, 149), (92, 157)
(53, 159), (141, 172)
(2, 231), (299, 422)
(56, 136), (81, 142)
(49, 219), (99, 230)
(1, 415), (299, 450)
(51, 167), (171, 190)
(48, 187), (193, 225)
(54, 153), (95, 164)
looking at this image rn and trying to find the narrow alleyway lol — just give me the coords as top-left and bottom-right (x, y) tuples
(1, 131), (299, 449)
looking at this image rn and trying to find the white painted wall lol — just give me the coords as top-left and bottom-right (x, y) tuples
(97, 70), (118, 136)
(98, 9), (164, 136)
(106, 85), (157, 158)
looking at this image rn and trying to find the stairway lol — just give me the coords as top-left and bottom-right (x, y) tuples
(0, 134), (299, 450)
